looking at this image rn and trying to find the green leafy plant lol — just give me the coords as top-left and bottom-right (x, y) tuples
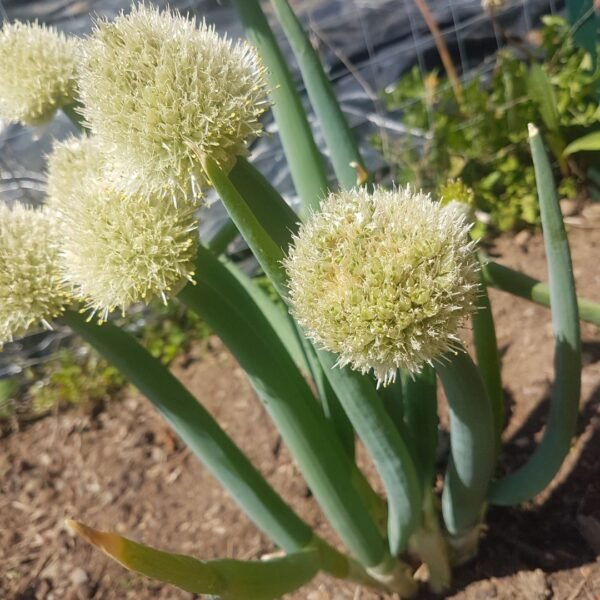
(1, 303), (211, 422)
(0, 4), (599, 597)
(378, 15), (600, 233)
(26, 346), (125, 415)
(140, 302), (212, 365)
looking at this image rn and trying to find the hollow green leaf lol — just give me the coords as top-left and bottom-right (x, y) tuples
(232, 0), (329, 214)
(211, 158), (417, 558)
(296, 330), (356, 459)
(229, 158), (369, 467)
(317, 350), (423, 556)
(527, 65), (567, 169)
(218, 159), (307, 371)
(400, 366), (438, 489)
(490, 124), (582, 505)
(294, 330), (392, 533)
(62, 310), (313, 555)
(437, 347), (495, 536)
(178, 246), (386, 569)
(472, 268), (504, 453)
(207, 219), (239, 255)
(479, 256), (600, 327)
(206, 158), (389, 531)
(270, 0), (367, 190)
(68, 521), (319, 600)
(564, 131), (600, 155)
(378, 378), (405, 432)
(221, 255), (309, 376)
(202, 157), (288, 299)
(527, 65), (560, 134)
(229, 157), (301, 250)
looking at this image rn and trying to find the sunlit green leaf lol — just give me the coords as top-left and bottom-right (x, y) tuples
(68, 521), (319, 600)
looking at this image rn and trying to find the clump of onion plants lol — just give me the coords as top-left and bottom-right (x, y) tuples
(0, 2), (592, 598)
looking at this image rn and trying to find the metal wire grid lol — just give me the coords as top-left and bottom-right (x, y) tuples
(294, 0), (564, 151)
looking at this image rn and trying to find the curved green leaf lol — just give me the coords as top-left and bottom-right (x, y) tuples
(437, 347), (495, 536)
(62, 311), (313, 554)
(318, 350), (423, 556)
(232, 0), (329, 214)
(527, 65), (560, 134)
(479, 256), (600, 327)
(270, 0), (367, 190)
(229, 157), (301, 249)
(472, 268), (504, 453)
(209, 158), (420, 559)
(207, 219), (239, 255)
(490, 124), (581, 505)
(564, 131), (600, 155)
(296, 329), (356, 459)
(378, 377), (404, 428)
(221, 256), (309, 376)
(68, 521), (319, 600)
(401, 366), (438, 489)
(202, 157), (288, 298)
(178, 246), (387, 569)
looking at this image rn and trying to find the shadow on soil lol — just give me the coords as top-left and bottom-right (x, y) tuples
(422, 341), (600, 597)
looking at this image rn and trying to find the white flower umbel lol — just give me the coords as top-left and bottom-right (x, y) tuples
(78, 4), (269, 198)
(53, 177), (199, 320)
(0, 21), (78, 125)
(285, 186), (479, 386)
(46, 135), (100, 203)
(0, 204), (70, 346)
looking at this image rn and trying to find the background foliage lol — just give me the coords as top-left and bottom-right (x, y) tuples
(378, 16), (600, 234)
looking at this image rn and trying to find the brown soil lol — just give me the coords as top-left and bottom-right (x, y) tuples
(1, 212), (600, 599)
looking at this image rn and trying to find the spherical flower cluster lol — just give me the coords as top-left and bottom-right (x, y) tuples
(78, 4), (269, 197)
(52, 177), (199, 320)
(285, 186), (480, 386)
(46, 135), (100, 203)
(0, 21), (78, 125)
(0, 203), (70, 347)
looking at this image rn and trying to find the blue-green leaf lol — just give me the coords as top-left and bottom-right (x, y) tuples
(490, 124), (582, 505)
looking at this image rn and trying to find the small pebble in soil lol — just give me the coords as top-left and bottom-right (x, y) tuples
(69, 567), (89, 586)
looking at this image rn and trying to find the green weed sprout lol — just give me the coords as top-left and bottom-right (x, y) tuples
(0, 2), (594, 598)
